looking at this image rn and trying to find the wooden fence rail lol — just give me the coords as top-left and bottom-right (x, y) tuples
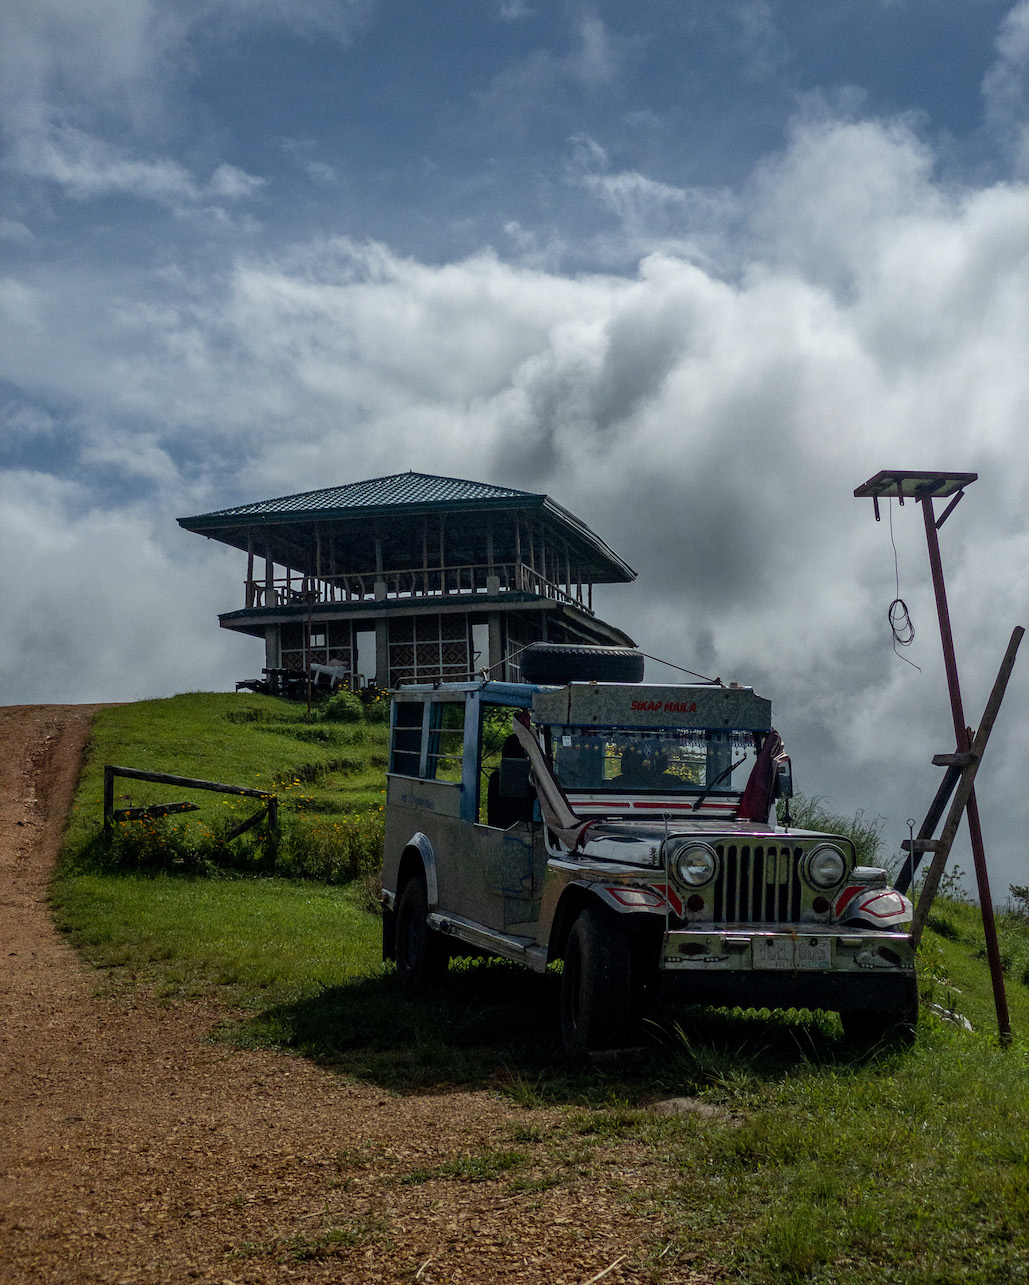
(103, 764), (278, 840)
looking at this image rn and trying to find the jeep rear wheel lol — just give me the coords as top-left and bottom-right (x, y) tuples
(395, 876), (449, 988)
(560, 905), (633, 1059)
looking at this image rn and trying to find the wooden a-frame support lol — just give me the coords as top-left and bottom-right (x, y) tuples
(895, 627), (1024, 1029)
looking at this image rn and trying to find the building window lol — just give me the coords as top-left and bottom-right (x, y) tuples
(279, 622), (351, 675)
(389, 615), (471, 686)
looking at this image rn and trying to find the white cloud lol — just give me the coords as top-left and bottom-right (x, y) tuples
(734, 0), (789, 82)
(568, 14), (619, 89)
(570, 137), (739, 268)
(0, 472), (260, 705)
(482, 11), (624, 123)
(3, 110), (1029, 886)
(0, 0), (343, 217)
(1, 402), (55, 439)
(0, 0), (183, 140)
(983, 0), (1029, 171)
(202, 0), (376, 43)
(0, 217), (33, 243)
(9, 126), (264, 212)
(0, 0), (374, 140)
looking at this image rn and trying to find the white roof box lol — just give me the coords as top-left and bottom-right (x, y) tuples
(531, 683), (772, 731)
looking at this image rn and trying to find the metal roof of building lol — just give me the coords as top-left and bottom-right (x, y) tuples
(191, 472), (534, 519)
(179, 471), (635, 584)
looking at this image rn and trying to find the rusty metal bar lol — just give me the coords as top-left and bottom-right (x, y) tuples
(935, 488), (967, 530)
(918, 493), (1012, 1039)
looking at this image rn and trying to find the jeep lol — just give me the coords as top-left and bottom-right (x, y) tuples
(381, 644), (916, 1056)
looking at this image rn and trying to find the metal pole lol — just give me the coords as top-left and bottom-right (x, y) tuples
(919, 493), (1011, 1041)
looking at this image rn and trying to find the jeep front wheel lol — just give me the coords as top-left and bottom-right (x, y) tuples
(560, 905), (633, 1059)
(840, 977), (918, 1045)
(394, 877), (449, 988)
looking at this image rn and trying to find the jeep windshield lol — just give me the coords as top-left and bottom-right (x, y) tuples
(545, 725), (758, 797)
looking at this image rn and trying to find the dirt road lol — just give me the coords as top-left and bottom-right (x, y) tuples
(0, 705), (695, 1285)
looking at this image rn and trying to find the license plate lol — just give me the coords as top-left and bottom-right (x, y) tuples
(753, 936), (831, 970)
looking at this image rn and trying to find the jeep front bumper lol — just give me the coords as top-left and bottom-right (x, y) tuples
(658, 927), (916, 1012)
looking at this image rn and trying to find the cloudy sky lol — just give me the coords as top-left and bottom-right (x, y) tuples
(3, 0), (1029, 892)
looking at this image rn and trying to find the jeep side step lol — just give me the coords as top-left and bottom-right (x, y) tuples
(429, 912), (550, 972)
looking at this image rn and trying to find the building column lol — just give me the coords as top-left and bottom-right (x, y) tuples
(374, 619), (390, 688)
(265, 625), (281, 670)
(487, 612), (503, 680)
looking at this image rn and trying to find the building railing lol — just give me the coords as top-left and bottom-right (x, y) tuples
(244, 562), (593, 614)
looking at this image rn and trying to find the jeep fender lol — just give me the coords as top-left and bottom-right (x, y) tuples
(838, 887), (913, 929)
(386, 833), (439, 911)
(548, 881), (665, 963)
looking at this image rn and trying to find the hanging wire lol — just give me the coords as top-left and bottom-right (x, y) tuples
(637, 653), (721, 684)
(888, 498), (921, 672)
(482, 640), (535, 677)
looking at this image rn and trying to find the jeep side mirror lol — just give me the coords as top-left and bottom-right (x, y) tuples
(773, 757), (793, 800)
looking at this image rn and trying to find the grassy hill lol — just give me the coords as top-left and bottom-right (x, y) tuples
(52, 692), (1029, 1283)
(63, 689), (388, 882)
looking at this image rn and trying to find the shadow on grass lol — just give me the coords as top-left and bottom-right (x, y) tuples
(218, 957), (904, 1105)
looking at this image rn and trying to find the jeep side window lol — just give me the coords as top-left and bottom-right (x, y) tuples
(389, 699), (465, 781)
(425, 702), (464, 782)
(390, 701), (423, 777)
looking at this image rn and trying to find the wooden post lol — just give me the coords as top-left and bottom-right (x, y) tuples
(103, 765), (114, 837)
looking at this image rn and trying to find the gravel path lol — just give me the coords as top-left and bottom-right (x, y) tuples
(0, 705), (703, 1285)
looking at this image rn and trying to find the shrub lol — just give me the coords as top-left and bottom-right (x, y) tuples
(275, 812), (384, 884)
(79, 805), (385, 886)
(777, 793), (885, 867)
(94, 813), (276, 876)
(317, 690), (365, 723)
(1010, 884), (1029, 917)
(359, 686), (390, 722)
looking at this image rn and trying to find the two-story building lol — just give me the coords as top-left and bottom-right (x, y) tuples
(178, 471), (636, 690)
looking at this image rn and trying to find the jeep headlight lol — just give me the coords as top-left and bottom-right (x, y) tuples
(671, 841), (718, 887)
(804, 844), (847, 889)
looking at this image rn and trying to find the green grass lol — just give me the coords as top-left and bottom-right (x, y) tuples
(51, 696), (1029, 1283)
(53, 873), (381, 1003)
(64, 690), (388, 880)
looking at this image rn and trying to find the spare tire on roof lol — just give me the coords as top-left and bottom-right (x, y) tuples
(519, 643), (645, 685)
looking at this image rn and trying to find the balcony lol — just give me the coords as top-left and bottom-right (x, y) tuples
(244, 561), (595, 615)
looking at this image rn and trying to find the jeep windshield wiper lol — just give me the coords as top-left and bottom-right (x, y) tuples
(691, 757), (747, 811)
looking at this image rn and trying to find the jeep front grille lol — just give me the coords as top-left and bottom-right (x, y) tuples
(711, 843), (804, 924)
